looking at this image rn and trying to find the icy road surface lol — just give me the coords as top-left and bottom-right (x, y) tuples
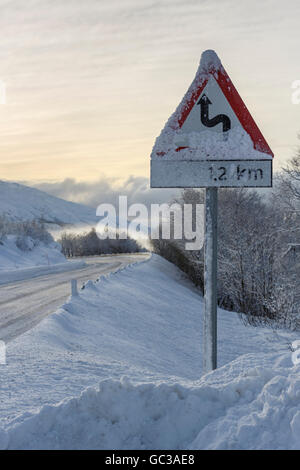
(0, 253), (149, 342)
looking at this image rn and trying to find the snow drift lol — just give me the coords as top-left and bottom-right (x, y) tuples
(5, 361), (300, 450)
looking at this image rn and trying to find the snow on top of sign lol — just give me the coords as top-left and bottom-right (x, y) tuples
(150, 50), (272, 161)
(199, 49), (222, 74)
(151, 127), (269, 161)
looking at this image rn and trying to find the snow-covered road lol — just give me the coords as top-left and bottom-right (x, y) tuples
(0, 253), (149, 342)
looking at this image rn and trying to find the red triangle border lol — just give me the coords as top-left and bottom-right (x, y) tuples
(177, 66), (273, 158)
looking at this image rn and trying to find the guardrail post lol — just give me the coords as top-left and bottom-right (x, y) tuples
(71, 279), (78, 297)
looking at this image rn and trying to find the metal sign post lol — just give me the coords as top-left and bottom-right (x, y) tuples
(203, 187), (218, 372)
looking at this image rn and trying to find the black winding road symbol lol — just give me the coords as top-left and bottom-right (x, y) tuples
(197, 94), (231, 133)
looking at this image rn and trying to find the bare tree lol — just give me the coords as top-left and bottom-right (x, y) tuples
(59, 228), (144, 257)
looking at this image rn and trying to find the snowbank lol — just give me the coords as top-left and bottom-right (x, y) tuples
(5, 360), (300, 450)
(1, 255), (299, 449)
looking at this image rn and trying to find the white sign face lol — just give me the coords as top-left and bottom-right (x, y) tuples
(180, 77), (241, 135)
(150, 50), (273, 188)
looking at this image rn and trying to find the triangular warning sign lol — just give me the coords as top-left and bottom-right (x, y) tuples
(151, 50), (273, 161)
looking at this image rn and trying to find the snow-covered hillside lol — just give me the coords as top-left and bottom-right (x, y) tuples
(0, 235), (87, 284)
(0, 235), (65, 270)
(1, 255), (300, 449)
(0, 181), (96, 227)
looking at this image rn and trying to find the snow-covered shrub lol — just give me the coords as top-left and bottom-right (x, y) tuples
(0, 215), (9, 242)
(217, 189), (297, 325)
(16, 235), (31, 252)
(16, 220), (53, 246)
(0, 216), (54, 251)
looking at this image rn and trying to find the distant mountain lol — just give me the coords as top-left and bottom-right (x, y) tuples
(0, 181), (97, 228)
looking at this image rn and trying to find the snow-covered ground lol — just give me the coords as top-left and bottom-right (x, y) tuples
(0, 235), (65, 270)
(0, 235), (86, 285)
(0, 254), (300, 449)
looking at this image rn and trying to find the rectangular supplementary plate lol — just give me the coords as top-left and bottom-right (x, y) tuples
(150, 159), (272, 188)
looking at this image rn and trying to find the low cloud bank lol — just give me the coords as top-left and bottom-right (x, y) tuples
(30, 176), (180, 209)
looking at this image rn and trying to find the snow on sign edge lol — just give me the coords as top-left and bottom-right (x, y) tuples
(150, 50), (274, 161)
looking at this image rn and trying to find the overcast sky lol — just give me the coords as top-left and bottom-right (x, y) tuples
(0, 0), (299, 203)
